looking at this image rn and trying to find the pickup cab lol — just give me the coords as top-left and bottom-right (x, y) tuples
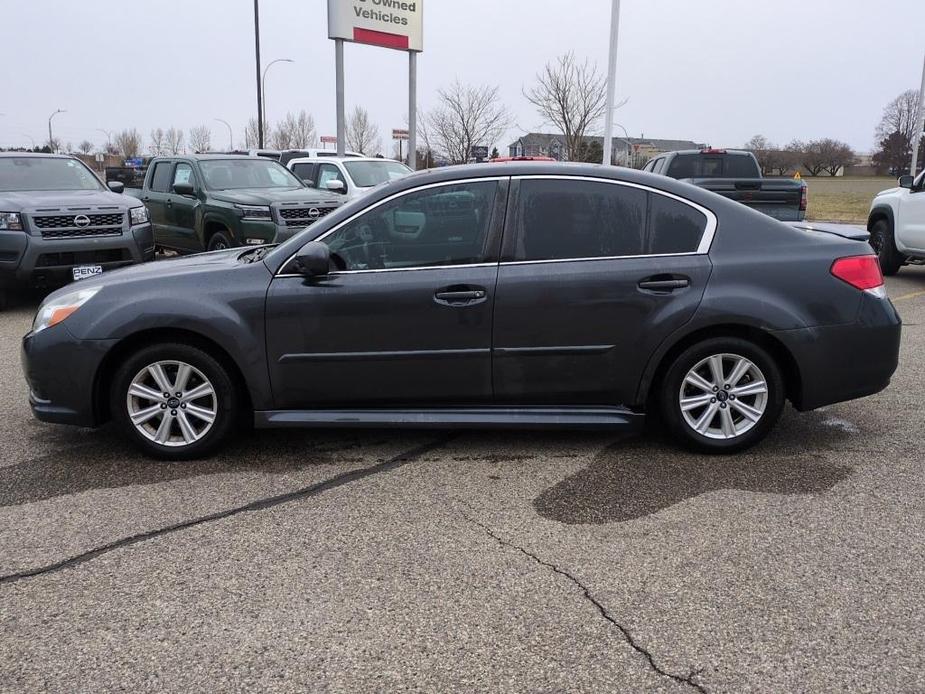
(131, 154), (342, 253)
(643, 149), (807, 221)
(287, 156), (412, 201)
(867, 170), (925, 275)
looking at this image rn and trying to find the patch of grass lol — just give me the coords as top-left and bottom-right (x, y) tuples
(803, 176), (896, 224)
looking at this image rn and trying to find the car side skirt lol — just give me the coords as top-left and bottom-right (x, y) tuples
(254, 406), (645, 431)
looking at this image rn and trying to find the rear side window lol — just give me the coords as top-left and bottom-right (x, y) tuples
(291, 162), (316, 183)
(647, 194), (707, 254)
(666, 153), (759, 179)
(512, 179), (647, 261)
(723, 154), (760, 178)
(150, 162), (173, 193)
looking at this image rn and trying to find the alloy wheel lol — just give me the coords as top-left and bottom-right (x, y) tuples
(126, 360), (218, 447)
(679, 353), (768, 440)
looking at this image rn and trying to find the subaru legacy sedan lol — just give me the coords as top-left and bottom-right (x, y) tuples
(22, 162), (901, 459)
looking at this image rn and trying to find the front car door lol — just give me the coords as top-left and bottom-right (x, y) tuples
(143, 160), (174, 247)
(899, 170), (925, 252)
(167, 161), (201, 251)
(492, 175), (714, 406)
(265, 177), (508, 409)
(316, 162), (347, 196)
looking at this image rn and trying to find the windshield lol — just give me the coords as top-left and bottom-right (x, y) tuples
(343, 160), (412, 188)
(199, 159), (304, 190)
(0, 157), (103, 192)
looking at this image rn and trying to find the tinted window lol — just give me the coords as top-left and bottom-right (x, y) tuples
(665, 154), (697, 178)
(172, 163), (195, 189)
(291, 162), (316, 183)
(150, 162), (173, 193)
(323, 181), (498, 270)
(666, 153), (760, 179)
(513, 179), (646, 261)
(647, 194), (707, 254)
(723, 154), (760, 177)
(0, 157), (102, 192)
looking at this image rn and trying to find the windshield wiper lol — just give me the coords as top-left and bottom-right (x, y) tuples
(239, 245), (276, 263)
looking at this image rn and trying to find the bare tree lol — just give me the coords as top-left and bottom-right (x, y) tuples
(244, 118), (266, 149)
(270, 114), (295, 150)
(78, 140), (94, 154)
(525, 53), (616, 161)
(165, 127), (184, 155)
(744, 134), (773, 174)
(422, 80), (510, 164)
(114, 129), (142, 158)
(189, 125), (212, 153)
(815, 138), (855, 176)
(346, 106), (380, 154)
(290, 110), (316, 148)
(875, 89), (920, 145)
(149, 128), (165, 155)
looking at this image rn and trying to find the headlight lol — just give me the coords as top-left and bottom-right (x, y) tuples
(32, 286), (101, 334)
(0, 212), (23, 231)
(129, 206), (149, 225)
(235, 204), (272, 220)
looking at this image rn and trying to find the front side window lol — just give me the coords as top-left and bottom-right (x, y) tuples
(647, 194), (707, 254)
(172, 163), (195, 189)
(323, 181), (499, 271)
(291, 162), (316, 183)
(0, 157), (102, 192)
(150, 161), (173, 193)
(343, 160), (412, 188)
(317, 164), (346, 188)
(512, 179), (647, 261)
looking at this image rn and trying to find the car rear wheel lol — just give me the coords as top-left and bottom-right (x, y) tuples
(660, 337), (785, 453)
(207, 231), (232, 252)
(869, 219), (904, 276)
(111, 343), (238, 459)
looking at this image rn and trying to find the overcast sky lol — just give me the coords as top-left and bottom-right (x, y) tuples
(1, 0), (923, 155)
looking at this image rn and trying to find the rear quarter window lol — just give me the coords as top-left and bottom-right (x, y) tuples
(647, 193), (708, 254)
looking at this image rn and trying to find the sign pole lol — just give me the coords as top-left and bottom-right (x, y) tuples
(601, 0), (621, 167)
(254, 0), (264, 149)
(408, 51), (417, 170)
(335, 38), (346, 157)
(910, 50), (925, 176)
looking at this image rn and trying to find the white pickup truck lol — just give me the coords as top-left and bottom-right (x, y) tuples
(868, 170), (925, 275)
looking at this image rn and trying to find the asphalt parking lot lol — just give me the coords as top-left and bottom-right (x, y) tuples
(1, 269), (924, 693)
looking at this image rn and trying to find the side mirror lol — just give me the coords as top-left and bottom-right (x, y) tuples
(293, 241), (331, 277)
(898, 175), (914, 189)
(325, 180), (346, 193)
(173, 182), (196, 196)
(107, 180), (125, 194)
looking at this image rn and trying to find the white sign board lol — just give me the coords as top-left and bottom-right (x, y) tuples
(328, 0), (423, 52)
(392, 128), (409, 140)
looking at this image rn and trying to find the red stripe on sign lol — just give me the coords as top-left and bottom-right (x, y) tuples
(353, 27), (409, 50)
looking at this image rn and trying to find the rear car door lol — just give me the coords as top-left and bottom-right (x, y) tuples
(492, 175), (714, 406)
(143, 161), (174, 246)
(265, 177), (508, 409)
(167, 162), (201, 251)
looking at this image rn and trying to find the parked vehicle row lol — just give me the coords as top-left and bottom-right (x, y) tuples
(287, 156), (413, 200)
(22, 162), (900, 459)
(867, 169), (925, 275)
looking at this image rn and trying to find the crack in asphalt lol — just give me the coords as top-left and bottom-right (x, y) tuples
(0, 434), (456, 586)
(459, 509), (708, 693)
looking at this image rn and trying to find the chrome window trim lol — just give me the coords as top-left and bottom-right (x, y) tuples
(274, 173), (717, 277)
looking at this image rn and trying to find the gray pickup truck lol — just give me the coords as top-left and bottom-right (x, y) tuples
(0, 153), (154, 310)
(643, 149), (807, 221)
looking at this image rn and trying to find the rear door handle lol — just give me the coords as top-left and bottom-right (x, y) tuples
(165, 199), (173, 207)
(434, 288), (487, 306)
(638, 278), (690, 292)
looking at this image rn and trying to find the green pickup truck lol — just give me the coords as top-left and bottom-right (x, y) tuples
(129, 154), (342, 252)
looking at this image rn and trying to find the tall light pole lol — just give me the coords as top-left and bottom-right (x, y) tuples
(22, 134), (36, 149)
(215, 118), (234, 150)
(910, 51), (925, 177)
(253, 0), (265, 149)
(612, 121), (631, 166)
(602, 0), (621, 166)
(48, 109), (66, 152)
(261, 58), (294, 130)
(96, 128), (112, 151)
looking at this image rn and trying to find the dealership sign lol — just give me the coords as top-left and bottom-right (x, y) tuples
(327, 0), (423, 52)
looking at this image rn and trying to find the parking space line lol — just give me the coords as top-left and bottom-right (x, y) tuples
(892, 289), (925, 303)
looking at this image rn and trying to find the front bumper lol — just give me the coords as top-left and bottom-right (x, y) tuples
(21, 324), (115, 427)
(0, 223), (154, 289)
(773, 292), (902, 411)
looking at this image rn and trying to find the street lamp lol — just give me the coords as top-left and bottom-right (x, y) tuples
(96, 128), (112, 151)
(261, 58), (294, 135)
(22, 134), (36, 149)
(215, 118), (234, 150)
(48, 109), (66, 152)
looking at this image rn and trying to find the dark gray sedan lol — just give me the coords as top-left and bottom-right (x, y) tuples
(21, 162), (901, 459)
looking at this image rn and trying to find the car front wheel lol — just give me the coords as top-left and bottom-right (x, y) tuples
(661, 337), (785, 453)
(111, 343), (238, 459)
(869, 219), (904, 276)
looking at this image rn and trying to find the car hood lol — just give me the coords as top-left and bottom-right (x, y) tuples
(209, 187), (341, 206)
(874, 186), (901, 198)
(0, 189), (140, 213)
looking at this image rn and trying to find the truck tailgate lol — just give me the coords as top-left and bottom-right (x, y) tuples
(687, 177), (804, 221)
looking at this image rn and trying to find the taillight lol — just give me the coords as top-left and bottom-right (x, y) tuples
(831, 255), (884, 291)
(799, 184), (807, 211)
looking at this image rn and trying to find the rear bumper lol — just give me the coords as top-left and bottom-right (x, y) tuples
(773, 292), (902, 411)
(0, 224), (154, 289)
(21, 325), (114, 427)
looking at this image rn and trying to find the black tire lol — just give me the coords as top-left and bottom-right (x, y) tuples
(869, 219), (904, 276)
(0, 290), (7, 312)
(207, 231), (232, 252)
(110, 342), (239, 460)
(660, 337), (785, 454)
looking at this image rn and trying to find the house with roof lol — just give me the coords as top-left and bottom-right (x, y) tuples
(507, 132), (705, 168)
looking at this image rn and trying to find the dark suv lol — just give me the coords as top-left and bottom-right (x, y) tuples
(22, 162), (900, 459)
(0, 153), (153, 310)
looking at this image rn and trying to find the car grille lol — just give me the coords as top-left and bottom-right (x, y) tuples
(32, 213), (124, 239)
(277, 206), (337, 226)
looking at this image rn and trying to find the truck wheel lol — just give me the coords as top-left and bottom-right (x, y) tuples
(869, 219), (904, 276)
(207, 231), (232, 252)
(660, 337), (785, 454)
(110, 342), (239, 460)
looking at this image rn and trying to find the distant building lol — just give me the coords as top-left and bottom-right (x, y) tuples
(507, 132), (705, 168)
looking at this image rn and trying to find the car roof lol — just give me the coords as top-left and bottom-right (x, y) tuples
(0, 151), (77, 159)
(287, 156), (406, 165)
(154, 153), (278, 162)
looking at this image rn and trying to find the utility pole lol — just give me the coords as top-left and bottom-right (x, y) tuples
(215, 119), (234, 149)
(910, 50), (925, 176)
(408, 52), (417, 170)
(602, 0), (621, 167)
(253, 0), (264, 149)
(335, 39), (345, 157)
(48, 109), (65, 152)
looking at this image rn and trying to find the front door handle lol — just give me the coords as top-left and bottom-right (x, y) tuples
(434, 287), (487, 306)
(638, 276), (690, 292)
(165, 199), (173, 207)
